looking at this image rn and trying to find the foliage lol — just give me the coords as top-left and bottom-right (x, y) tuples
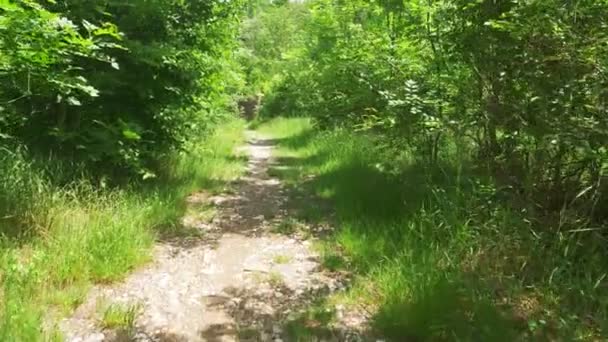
(245, 0), (608, 336)
(258, 117), (607, 340)
(251, 0), (608, 222)
(0, 119), (246, 340)
(0, 0), (244, 177)
(99, 302), (142, 336)
(237, 0), (309, 97)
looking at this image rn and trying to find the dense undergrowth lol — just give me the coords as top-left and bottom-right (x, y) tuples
(0, 119), (245, 340)
(257, 117), (607, 341)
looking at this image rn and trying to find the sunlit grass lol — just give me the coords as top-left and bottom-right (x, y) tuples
(0, 118), (246, 340)
(256, 117), (608, 340)
(98, 301), (141, 334)
(254, 116), (313, 140)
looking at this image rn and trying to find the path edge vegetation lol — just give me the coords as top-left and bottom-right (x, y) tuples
(0, 119), (247, 340)
(255, 117), (607, 341)
(242, 0), (607, 339)
(1, 0), (248, 339)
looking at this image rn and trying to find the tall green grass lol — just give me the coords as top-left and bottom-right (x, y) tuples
(257, 117), (608, 341)
(0, 119), (246, 340)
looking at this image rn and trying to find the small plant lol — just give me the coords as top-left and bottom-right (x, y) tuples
(238, 327), (260, 340)
(272, 254), (292, 264)
(285, 301), (336, 341)
(250, 271), (267, 284)
(268, 271), (286, 287)
(321, 254), (345, 272)
(100, 302), (142, 334)
(314, 241), (347, 272)
(273, 220), (296, 235)
(186, 203), (217, 224)
(273, 218), (306, 235)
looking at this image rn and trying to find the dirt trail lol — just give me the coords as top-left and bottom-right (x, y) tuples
(60, 131), (363, 341)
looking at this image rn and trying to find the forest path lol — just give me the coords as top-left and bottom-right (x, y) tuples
(60, 131), (357, 341)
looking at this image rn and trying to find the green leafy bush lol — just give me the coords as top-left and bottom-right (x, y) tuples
(0, 0), (243, 177)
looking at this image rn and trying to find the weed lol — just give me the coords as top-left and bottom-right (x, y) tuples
(285, 301), (336, 341)
(273, 218), (307, 236)
(268, 271), (285, 287)
(185, 203), (217, 224)
(272, 254), (292, 264)
(310, 240), (348, 272)
(100, 302), (142, 334)
(250, 271), (267, 284)
(273, 219), (297, 235)
(237, 326), (260, 340)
